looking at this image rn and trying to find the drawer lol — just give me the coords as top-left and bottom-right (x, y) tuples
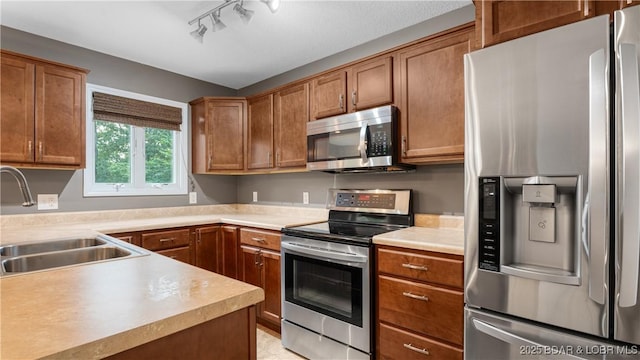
(378, 323), (463, 360)
(378, 275), (464, 345)
(240, 228), (281, 252)
(141, 228), (191, 251)
(157, 246), (191, 264)
(377, 247), (463, 289)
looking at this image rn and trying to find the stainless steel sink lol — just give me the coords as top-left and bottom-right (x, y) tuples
(0, 238), (107, 257)
(0, 235), (149, 276)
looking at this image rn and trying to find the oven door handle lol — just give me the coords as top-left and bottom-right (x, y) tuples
(281, 242), (368, 265)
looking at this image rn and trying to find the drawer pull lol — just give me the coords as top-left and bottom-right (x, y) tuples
(251, 237), (266, 242)
(402, 263), (428, 271)
(402, 291), (429, 302)
(403, 343), (430, 356)
(159, 238), (176, 243)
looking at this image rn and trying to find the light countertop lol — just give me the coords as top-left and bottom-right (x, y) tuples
(373, 225), (464, 255)
(0, 205), (327, 359)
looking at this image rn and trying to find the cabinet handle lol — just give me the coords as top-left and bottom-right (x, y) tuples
(402, 136), (407, 156)
(403, 343), (430, 356)
(38, 141), (43, 160)
(351, 90), (357, 108)
(28, 141), (32, 156)
(583, 0), (588, 16)
(251, 237), (266, 242)
(208, 155), (212, 169)
(159, 237), (175, 243)
(402, 291), (429, 302)
(339, 94), (344, 109)
(402, 263), (428, 272)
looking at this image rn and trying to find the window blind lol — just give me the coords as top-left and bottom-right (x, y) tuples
(92, 92), (182, 131)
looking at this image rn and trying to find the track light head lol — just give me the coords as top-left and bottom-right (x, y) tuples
(210, 10), (226, 32)
(233, 2), (254, 24)
(190, 21), (207, 43)
(261, 0), (280, 14)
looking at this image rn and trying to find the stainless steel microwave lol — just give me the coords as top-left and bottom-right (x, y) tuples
(306, 105), (414, 173)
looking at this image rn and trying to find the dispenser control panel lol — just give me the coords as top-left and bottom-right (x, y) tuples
(479, 177), (500, 271)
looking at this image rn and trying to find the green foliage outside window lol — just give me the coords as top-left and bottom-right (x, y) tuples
(145, 127), (174, 183)
(94, 121), (174, 184)
(95, 121), (130, 183)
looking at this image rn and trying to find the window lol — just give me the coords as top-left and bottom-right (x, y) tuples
(84, 84), (188, 197)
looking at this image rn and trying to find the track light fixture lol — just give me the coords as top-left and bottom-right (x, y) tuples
(188, 0), (279, 42)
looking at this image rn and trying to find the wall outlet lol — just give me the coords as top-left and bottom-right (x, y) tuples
(37, 194), (58, 210)
(303, 191), (309, 204)
(189, 192), (197, 204)
(252, 191), (258, 202)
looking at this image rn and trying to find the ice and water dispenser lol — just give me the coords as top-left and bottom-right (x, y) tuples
(479, 176), (580, 285)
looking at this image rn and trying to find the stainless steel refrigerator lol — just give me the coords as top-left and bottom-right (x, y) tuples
(464, 6), (640, 359)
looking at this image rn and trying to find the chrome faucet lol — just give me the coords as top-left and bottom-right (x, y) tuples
(0, 165), (36, 207)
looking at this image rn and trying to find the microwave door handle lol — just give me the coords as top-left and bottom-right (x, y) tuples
(472, 319), (583, 360)
(619, 43), (640, 308)
(359, 124), (368, 164)
(587, 48), (608, 305)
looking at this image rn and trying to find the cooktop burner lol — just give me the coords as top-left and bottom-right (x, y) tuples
(282, 189), (413, 246)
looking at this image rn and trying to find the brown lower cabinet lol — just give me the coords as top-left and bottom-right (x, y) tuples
(106, 305), (257, 360)
(240, 227), (282, 332)
(376, 245), (464, 359)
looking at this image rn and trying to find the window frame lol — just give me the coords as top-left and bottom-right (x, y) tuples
(84, 83), (189, 197)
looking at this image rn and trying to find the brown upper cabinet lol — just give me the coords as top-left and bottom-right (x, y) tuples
(475, 0), (596, 48)
(310, 55), (393, 120)
(397, 24), (474, 165)
(190, 97), (246, 173)
(0, 50), (88, 169)
(247, 94), (274, 170)
(246, 82), (309, 171)
(273, 82), (309, 169)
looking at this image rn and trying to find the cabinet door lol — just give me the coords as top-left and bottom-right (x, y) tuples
(260, 249), (281, 328)
(35, 64), (85, 166)
(221, 225), (240, 279)
(247, 94), (274, 170)
(274, 83), (309, 168)
(350, 56), (393, 112)
(398, 26), (473, 164)
(206, 100), (245, 170)
(241, 245), (262, 288)
(195, 226), (221, 273)
(1, 54), (35, 163)
(477, 0), (595, 48)
(311, 70), (347, 120)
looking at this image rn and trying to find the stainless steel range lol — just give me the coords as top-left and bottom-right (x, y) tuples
(281, 189), (413, 360)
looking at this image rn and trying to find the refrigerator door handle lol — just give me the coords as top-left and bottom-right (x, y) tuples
(587, 48), (608, 305)
(472, 318), (584, 360)
(618, 42), (640, 308)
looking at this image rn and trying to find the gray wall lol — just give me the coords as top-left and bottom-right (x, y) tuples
(236, 165), (464, 215)
(1, 4), (473, 215)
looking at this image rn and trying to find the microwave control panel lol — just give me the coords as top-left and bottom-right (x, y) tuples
(479, 177), (500, 271)
(369, 130), (390, 156)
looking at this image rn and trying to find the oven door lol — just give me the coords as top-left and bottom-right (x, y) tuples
(281, 236), (371, 353)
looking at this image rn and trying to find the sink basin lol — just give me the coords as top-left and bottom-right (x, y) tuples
(0, 235), (149, 276)
(0, 238), (107, 257)
(2, 246), (131, 273)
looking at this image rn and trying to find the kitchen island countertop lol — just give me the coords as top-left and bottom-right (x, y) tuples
(0, 205), (327, 359)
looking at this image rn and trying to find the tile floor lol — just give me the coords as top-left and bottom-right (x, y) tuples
(257, 325), (305, 360)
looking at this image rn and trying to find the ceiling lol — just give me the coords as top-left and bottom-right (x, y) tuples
(0, 1), (471, 89)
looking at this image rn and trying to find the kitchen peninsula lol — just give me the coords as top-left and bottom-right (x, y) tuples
(0, 205), (327, 359)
